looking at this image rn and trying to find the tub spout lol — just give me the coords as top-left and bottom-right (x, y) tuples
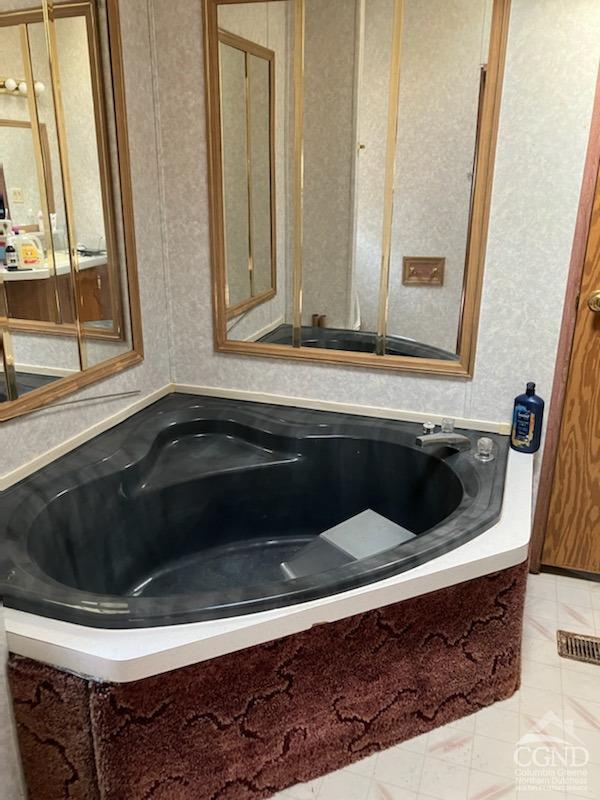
(415, 432), (471, 452)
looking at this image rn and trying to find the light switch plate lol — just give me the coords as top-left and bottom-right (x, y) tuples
(10, 187), (24, 204)
(403, 256), (445, 286)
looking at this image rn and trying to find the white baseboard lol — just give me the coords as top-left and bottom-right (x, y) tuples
(0, 384), (172, 491)
(241, 316), (285, 341)
(174, 383), (512, 436)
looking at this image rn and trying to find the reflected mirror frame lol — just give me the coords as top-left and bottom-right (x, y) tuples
(0, 0), (143, 423)
(218, 29), (278, 321)
(204, 0), (512, 378)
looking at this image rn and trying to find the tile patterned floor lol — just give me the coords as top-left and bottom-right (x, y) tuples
(273, 572), (600, 800)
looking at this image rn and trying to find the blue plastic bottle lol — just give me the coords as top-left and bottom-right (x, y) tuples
(511, 383), (544, 454)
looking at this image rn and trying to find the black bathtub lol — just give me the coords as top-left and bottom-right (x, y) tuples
(0, 395), (508, 628)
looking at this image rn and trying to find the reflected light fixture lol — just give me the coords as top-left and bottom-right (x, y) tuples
(0, 76), (45, 96)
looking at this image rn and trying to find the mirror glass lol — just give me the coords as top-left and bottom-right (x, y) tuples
(0, 16), (79, 398)
(385, 0), (492, 356)
(0, 0), (140, 409)
(210, 0), (504, 372)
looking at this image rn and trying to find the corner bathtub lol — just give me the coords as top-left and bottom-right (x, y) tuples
(0, 393), (532, 682)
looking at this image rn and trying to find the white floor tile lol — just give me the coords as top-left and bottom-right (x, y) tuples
(526, 574), (558, 601)
(558, 606), (596, 636)
(468, 768), (516, 799)
(368, 781), (418, 800)
(375, 748), (424, 792)
(557, 656), (600, 678)
(564, 696), (600, 732)
(523, 615), (557, 643)
(562, 669), (600, 704)
(519, 686), (564, 719)
(471, 735), (518, 778)
(521, 659), (562, 693)
(283, 777), (323, 799)
(446, 714), (477, 733)
(425, 727), (473, 766)
(474, 705), (520, 745)
(418, 757), (470, 799)
(571, 726), (600, 766)
(396, 732), (430, 755)
(525, 597), (559, 622)
(318, 770), (371, 800)
(522, 638), (561, 667)
(344, 754), (380, 778)
(563, 761), (600, 798)
(556, 584), (592, 609)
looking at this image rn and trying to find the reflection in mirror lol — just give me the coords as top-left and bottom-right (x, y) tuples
(0, 1), (143, 418)
(385, 0), (492, 356)
(219, 25), (276, 320)
(0, 14), (80, 397)
(207, 0), (509, 374)
(217, 2), (289, 343)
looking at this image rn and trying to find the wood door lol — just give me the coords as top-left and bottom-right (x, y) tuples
(542, 164), (600, 574)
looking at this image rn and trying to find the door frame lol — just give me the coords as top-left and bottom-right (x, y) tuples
(529, 65), (600, 572)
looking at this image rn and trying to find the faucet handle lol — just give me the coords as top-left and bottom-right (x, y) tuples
(441, 418), (455, 434)
(475, 437), (495, 462)
(422, 421), (436, 436)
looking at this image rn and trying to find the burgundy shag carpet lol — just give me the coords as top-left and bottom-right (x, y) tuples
(9, 561), (527, 800)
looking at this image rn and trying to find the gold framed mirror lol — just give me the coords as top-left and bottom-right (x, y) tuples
(0, 0), (143, 421)
(204, 0), (511, 377)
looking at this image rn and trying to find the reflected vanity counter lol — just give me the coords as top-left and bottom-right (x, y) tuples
(1, 252), (110, 325)
(1, 394), (532, 800)
(0, 251), (107, 282)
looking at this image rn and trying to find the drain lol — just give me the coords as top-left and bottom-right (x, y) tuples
(557, 630), (600, 666)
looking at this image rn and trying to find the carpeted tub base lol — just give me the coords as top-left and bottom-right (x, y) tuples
(8, 561), (527, 800)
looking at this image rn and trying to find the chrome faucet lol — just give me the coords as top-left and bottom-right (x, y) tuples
(415, 432), (472, 452)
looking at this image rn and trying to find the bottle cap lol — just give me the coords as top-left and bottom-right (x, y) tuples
(526, 382), (536, 396)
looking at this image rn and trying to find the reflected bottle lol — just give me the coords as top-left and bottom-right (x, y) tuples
(511, 383), (544, 454)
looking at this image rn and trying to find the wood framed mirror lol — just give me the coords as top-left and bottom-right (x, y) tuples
(204, 0), (511, 377)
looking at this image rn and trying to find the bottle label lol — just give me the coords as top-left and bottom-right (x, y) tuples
(512, 405), (535, 447)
